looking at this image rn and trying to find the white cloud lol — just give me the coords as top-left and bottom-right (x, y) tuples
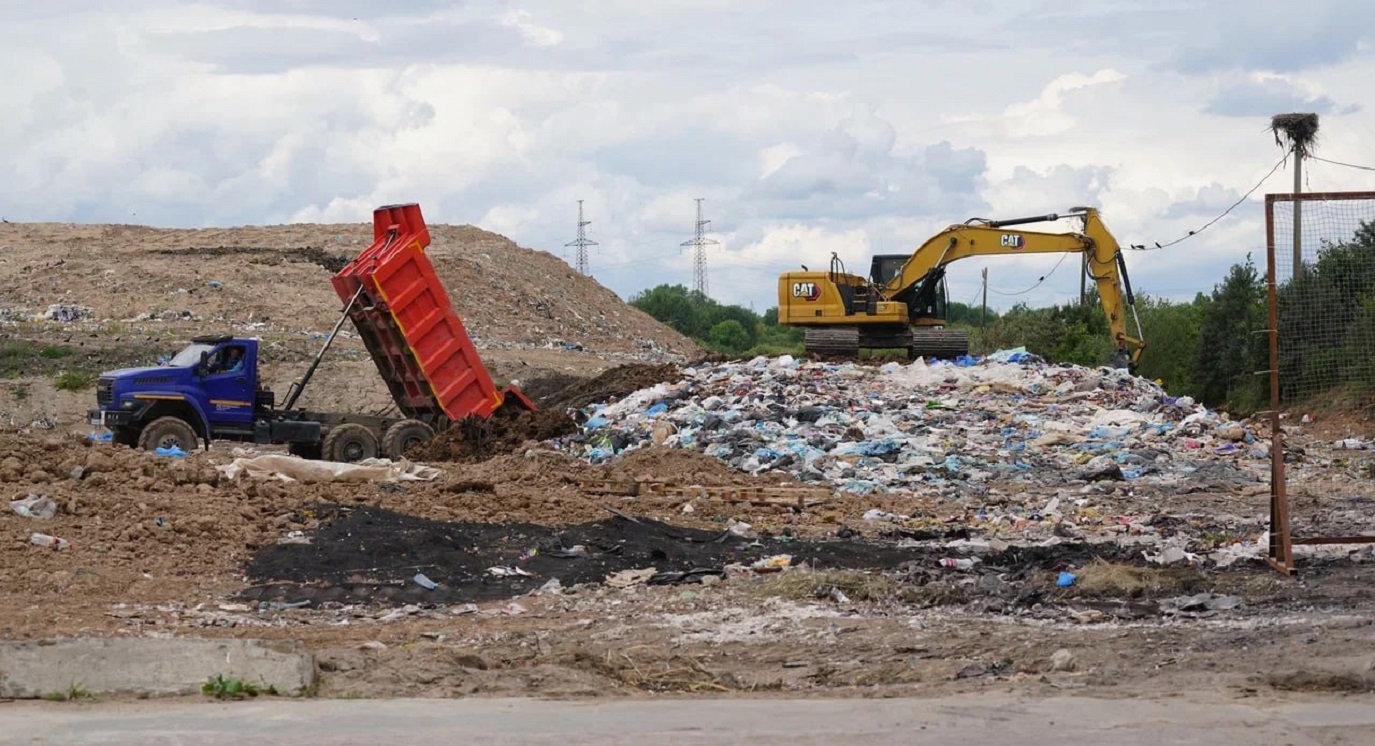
(949, 69), (1128, 140)
(497, 9), (564, 48)
(3, 0), (1375, 316)
(758, 143), (802, 179)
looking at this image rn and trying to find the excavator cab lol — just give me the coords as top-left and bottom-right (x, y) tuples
(908, 269), (950, 323)
(869, 254), (910, 286)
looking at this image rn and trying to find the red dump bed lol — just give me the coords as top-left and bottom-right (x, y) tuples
(330, 203), (532, 422)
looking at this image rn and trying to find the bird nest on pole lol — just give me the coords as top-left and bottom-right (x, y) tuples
(1271, 113), (1320, 157)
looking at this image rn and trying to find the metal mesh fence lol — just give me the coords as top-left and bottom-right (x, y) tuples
(1266, 191), (1375, 571)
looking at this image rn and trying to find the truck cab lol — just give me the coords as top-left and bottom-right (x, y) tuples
(89, 335), (296, 452)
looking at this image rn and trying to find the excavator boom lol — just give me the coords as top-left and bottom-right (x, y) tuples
(776, 208), (1146, 369)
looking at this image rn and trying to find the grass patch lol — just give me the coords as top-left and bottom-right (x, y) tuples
(53, 370), (97, 392)
(756, 568), (897, 603)
(571, 648), (737, 693)
(39, 345), (73, 359)
(0, 341), (37, 378)
(201, 674), (279, 700)
(9, 383), (28, 401)
(1070, 559), (1203, 596)
(42, 683), (92, 702)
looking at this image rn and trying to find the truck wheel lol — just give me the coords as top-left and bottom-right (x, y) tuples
(137, 416), (199, 453)
(322, 423), (378, 463)
(382, 419), (435, 460)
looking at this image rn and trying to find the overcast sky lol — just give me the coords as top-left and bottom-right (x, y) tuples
(3, 0), (1373, 314)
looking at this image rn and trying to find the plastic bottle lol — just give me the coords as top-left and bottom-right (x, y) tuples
(938, 557), (976, 570)
(30, 533), (69, 550)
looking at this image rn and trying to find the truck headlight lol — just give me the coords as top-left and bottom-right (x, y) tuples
(121, 400), (134, 409)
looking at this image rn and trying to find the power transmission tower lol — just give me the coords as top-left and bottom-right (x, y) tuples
(680, 197), (718, 296)
(564, 200), (597, 275)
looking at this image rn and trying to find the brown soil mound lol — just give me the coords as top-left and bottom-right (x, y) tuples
(412, 410), (579, 463)
(517, 372), (584, 407)
(603, 447), (763, 486)
(0, 221), (700, 357)
(541, 363), (682, 411)
(415, 363), (684, 463)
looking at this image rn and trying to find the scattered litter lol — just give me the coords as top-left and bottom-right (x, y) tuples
(11, 494), (57, 519)
(1056, 571), (1078, 588)
(413, 573), (439, 590)
(42, 304), (93, 323)
(1162, 593), (1242, 617)
(606, 567), (658, 588)
(488, 566), (534, 578)
(216, 454), (440, 483)
(30, 533), (69, 550)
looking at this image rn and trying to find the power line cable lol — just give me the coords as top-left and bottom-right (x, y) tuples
(986, 253), (1070, 296)
(1128, 153), (1288, 251)
(1310, 154), (1375, 172)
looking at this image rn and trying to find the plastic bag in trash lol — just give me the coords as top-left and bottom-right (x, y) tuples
(11, 495), (58, 519)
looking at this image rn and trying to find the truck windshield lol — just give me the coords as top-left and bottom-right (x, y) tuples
(169, 343), (215, 367)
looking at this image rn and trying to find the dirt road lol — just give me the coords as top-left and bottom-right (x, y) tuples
(8, 694), (1374, 745)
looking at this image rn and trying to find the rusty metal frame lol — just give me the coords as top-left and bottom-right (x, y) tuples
(1266, 191), (1375, 574)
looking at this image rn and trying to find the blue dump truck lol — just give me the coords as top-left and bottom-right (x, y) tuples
(87, 203), (532, 462)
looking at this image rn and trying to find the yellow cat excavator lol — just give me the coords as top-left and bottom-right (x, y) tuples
(776, 207), (1145, 369)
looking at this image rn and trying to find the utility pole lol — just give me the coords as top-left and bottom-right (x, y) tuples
(1270, 113), (1318, 280)
(1292, 146), (1303, 280)
(981, 267), (988, 330)
(680, 197), (718, 296)
(563, 200), (597, 276)
(1080, 254), (1087, 306)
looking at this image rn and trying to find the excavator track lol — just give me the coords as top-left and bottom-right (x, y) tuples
(804, 327), (970, 360)
(803, 327), (861, 356)
(908, 328), (970, 359)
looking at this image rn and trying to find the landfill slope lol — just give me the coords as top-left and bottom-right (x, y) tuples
(0, 220), (698, 358)
(0, 220), (698, 430)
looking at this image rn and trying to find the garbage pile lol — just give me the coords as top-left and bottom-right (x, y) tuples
(558, 353), (1269, 497)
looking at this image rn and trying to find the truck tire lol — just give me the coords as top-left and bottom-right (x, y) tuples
(382, 419), (435, 460)
(137, 416), (199, 453)
(323, 423), (378, 463)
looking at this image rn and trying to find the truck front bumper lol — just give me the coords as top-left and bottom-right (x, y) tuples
(87, 409), (136, 428)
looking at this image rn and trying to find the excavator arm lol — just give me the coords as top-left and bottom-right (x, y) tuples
(884, 208), (1146, 368)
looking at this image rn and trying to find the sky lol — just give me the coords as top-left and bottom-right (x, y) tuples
(3, 0), (1374, 315)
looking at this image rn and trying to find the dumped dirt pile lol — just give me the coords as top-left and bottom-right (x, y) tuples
(0, 221), (699, 357)
(0, 435), (307, 621)
(414, 363), (684, 463)
(412, 411), (580, 464)
(540, 363), (683, 410)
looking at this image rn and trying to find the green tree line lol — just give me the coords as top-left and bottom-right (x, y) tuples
(631, 222), (1375, 416)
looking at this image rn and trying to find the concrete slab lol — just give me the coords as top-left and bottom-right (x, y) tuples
(4, 695), (1375, 746)
(0, 638), (316, 698)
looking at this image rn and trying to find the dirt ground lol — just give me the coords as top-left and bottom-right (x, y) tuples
(4, 416), (1375, 703)
(3, 216), (1375, 706)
